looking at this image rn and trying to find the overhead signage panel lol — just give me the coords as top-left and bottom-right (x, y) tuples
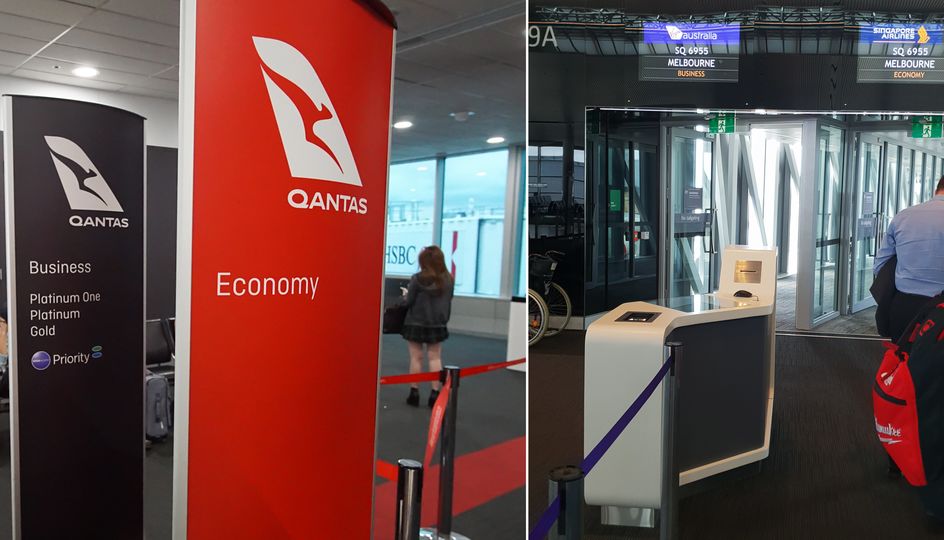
(639, 22), (740, 83)
(857, 23), (944, 83)
(3, 95), (145, 539)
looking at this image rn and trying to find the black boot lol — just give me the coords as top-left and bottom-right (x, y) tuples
(428, 388), (440, 408)
(406, 387), (419, 407)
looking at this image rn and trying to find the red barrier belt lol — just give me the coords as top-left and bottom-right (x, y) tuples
(424, 377), (452, 469)
(378, 371), (441, 385)
(461, 358), (525, 377)
(378, 358), (526, 386)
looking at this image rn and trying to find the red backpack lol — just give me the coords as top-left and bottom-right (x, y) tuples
(873, 299), (944, 487)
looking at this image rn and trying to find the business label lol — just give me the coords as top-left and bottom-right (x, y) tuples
(3, 95), (144, 539)
(177, 1), (396, 538)
(857, 24), (944, 83)
(640, 22), (740, 82)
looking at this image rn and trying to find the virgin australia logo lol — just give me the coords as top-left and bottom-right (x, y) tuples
(252, 36), (362, 186)
(45, 136), (123, 212)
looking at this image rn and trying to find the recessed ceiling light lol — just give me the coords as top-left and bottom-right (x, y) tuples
(72, 66), (99, 78)
(486, 136), (505, 144)
(393, 120), (413, 129)
(449, 111), (475, 122)
(417, 166), (428, 172)
(476, 171), (487, 177)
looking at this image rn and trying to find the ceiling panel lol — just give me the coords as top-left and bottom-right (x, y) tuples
(13, 67), (124, 90)
(0, 13), (68, 42)
(40, 43), (172, 76)
(57, 28), (178, 64)
(100, 0), (180, 26)
(0, 0), (95, 26)
(0, 51), (29, 69)
(0, 33), (50, 55)
(77, 10), (178, 48)
(22, 55), (155, 87)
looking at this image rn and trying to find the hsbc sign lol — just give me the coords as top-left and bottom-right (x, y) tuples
(176, 1), (396, 538)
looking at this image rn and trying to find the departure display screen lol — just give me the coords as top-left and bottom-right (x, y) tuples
(639, 22), (740, 83)
(857, 24), (944, 83)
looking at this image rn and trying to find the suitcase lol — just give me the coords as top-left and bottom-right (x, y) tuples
(146, 371), (172, 441)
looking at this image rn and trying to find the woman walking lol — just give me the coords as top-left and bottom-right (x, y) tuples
(401, 245), (454, 407)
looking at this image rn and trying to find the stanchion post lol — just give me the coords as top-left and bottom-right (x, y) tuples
(660, 342), (682, 540)
(396, 459), (423, 540)
(438, 366), (462, 538)
(548, 465), (584, 540)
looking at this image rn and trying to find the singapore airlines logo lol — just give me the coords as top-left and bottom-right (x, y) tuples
(252, 36), (362, 186)
(45, 136), (123, 212)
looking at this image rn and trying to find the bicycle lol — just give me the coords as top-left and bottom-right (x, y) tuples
(528, 250), (573, 346)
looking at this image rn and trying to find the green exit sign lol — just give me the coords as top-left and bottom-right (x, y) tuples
(912, 116), (943, 138)
(710, 114), (735, 134)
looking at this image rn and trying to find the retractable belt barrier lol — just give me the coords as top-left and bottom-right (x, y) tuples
(530, 353), (677, 540)
(379, 358), (526, 386)
(387, 357), (526, 540)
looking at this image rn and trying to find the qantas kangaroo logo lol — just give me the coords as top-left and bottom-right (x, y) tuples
(45, 136), (123, 212)
(252, 36), (362, 186)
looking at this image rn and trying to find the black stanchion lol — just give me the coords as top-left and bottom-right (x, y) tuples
(548, 465), (584, 540)
(396, 459), (423, 540)
(660, 343), (682, 540)
(421, 366), (468, 540)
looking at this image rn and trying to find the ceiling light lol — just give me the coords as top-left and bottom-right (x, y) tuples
(450, 111), (476, 122)
(476, 171), (487, 177)
(694, 124), (709, 133)
(417, 166), (428, 172)
(393, 120), (413, 129)
(486, 136), (505, 144)
(72, 66), (99, 78)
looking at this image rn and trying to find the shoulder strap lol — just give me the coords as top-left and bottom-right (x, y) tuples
(895, 294), (944, 353)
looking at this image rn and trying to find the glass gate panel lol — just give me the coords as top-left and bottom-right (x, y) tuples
(669, 129), (714, 298)
(851, 138), (882, 312)
(899, 149), (913, 211)
(812, 124), (844, 321)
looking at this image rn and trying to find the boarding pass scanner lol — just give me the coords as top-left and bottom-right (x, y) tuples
(584, 246), (777, 523)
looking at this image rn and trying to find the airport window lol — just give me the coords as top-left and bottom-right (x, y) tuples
(385, 159), (437, 276)
(442, 149), (510, 296)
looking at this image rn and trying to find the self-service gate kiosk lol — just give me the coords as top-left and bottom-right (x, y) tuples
(584, 246), (777, 525)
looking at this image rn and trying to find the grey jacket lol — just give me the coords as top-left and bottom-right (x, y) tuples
(402, 273), (454, 327)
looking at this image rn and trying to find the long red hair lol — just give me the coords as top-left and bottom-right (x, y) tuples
(418, 245), (450, 291)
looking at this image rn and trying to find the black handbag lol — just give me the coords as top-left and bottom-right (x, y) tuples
(383, 305), (408, 334)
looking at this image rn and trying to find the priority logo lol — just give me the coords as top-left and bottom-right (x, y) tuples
(252, 36), (368, 215)
(45, 136), (129, 228)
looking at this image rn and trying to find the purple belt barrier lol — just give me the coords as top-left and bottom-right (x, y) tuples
(528, 356), (675, 540)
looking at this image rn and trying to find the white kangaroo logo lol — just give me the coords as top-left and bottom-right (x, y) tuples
(45, 136), (123, 212)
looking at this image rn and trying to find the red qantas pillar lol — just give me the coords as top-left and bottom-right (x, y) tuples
(174, 1), (395, 537)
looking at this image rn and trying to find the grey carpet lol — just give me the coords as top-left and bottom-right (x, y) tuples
(776, 274), (879, 335)
(529, 331), (939, 539)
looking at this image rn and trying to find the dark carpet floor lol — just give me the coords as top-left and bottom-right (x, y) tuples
(0, 334), (523, 540)
(529, 331), (940, 539)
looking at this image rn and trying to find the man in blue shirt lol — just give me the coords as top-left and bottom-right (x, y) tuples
(874, 176), (944, 340)
(874, 176), (944, 531)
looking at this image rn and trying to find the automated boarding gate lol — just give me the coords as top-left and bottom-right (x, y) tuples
(588, 109), (944, 331)
(584, 246), (777, 526)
